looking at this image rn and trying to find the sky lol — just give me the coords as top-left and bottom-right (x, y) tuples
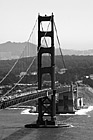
(0, 0), (93, 50)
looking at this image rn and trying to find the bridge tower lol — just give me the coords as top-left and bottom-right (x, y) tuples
(37, 13), (56, 126)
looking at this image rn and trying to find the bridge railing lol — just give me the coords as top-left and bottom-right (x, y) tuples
(0, 85), (71, 109)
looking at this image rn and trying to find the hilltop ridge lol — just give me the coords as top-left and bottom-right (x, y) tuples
(0, 41), (93, 60)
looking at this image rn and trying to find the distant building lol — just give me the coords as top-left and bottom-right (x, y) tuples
(19, 72), (27, 77)
(90, 74), (93, 80)
(31, 71), (37, 75)
(58, 68), (67, 74)
(42, 80), (60, 88)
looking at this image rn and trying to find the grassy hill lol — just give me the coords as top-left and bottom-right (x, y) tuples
(0, 55), (93, 85)
(1, 55), (93, 73)
(1, 41), (93, 60)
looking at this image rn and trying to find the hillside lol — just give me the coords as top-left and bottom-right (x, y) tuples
(1, 55), (93, 74)
(0, 42), (93, 60)
(0, 41), (37, 59)
(78, 86), (93, 105)
(0, 55), (93, 85)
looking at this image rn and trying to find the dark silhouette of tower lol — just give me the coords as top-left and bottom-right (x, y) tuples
(37, 13), (56, 126)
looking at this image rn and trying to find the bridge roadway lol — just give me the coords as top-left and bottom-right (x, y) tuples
(0, 85), (71, 109)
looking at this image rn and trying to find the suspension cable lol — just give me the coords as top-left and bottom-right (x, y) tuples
(54, 21), (66, 69)
(4, 17), (52, 96)
(0, 18), (38, 85)
(27, 18), (38, 42)
(4, 56), (36, 96)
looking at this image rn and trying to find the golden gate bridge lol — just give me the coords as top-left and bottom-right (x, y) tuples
(0, 13), (77, 127)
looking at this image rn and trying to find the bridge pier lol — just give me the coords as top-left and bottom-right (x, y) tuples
(25, 13), (70, 128)
(36, 90), (56, 127)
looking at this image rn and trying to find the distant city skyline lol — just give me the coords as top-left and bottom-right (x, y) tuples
(0, 0), (93, 50)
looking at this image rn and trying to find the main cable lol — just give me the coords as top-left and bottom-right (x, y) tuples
(0, 18), (38, 85)
(54, 21), (66, 69)
(4, 17), (52, 96)
(4, 56), (36, 96)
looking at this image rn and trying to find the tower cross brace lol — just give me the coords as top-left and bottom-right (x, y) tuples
(37, 13), (56, 126)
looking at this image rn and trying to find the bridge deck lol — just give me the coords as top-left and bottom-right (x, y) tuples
(0, 86), (71, 109)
